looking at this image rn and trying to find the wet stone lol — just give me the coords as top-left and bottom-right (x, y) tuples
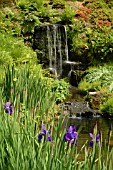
(60, 101), (96, 118)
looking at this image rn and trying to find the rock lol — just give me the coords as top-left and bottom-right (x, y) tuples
(61, 60), (87, 86)
(33, 24), (68, 71)
(61, 101), (96, 118)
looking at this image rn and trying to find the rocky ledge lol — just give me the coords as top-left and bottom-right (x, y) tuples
(60, 101), (100, 118)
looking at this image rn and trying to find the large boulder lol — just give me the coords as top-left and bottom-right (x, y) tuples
(61, 101), (96, 118)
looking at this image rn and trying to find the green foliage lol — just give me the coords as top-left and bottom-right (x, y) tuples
(21, 12), (41, 34)
(88, 27), (113, 62)
(17, 0), (29, 10)
(2, 65), (54, 118)
(71, 27), (89, 58)
(100, 97), (113, 116)
(78, 79), (101, 94)
(0, 107), (113, 169)
(69, 23), (113, 63)
(60, 5), (75, 23)
(0, 32), (37, 66)
(84, 65), (113, 92)
(17, 0), (44, 8)
(67, 0), (113, 64)
(0, 1), (44, 40)
(78, 65), (113, 111)
(85, 0), (113, 23)
(0, 7), (22, 36)
(1, 0), (113, 66)
(49, 78), (70, 103)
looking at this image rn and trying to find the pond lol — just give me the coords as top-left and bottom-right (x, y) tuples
(64, 116), (113, 149)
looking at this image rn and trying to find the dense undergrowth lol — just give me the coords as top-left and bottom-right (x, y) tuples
(0, 66), (113, 169)
(0, 0), (70, 104)
(78, 64), (113, 116)
(1, 0), (113, 169)
(0, 116), (113, 170)
(0, 0), (113, 114)
(1, 0), (113, 64)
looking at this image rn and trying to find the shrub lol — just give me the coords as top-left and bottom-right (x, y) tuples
(60, 5), (75, 23)
(78, 78), (101, 94)
(0, 32), (37, 66)
(48, 78), (70, 103)
(100, 97), (113, 117)
(81, 65), (113, 92)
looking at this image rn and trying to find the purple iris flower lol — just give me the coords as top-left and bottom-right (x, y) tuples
(4, 102), (13, 115)
(89, 133), (100, 147)
(38, 125), (52, 142)
(109, 124), (112, 131)
(64, 126), (78, 145)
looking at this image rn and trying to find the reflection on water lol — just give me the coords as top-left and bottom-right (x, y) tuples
(64, 116), (113, 148)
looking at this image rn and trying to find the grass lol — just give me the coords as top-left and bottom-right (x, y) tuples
(0, 108), (113, 170)
(0, 32), (37, 65)
(0, 65), (113, 170)
(2, 65), (55, 120)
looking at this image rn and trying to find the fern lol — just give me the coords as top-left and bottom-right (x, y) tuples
(85, 66), (113, 92)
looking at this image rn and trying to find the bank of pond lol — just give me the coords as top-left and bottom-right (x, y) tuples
(0, 101), (113, 170)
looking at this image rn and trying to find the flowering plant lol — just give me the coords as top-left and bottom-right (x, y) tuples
(38, 125), (52, 142)
(64, 126), (78, 146)
(3, 102), (13, 115)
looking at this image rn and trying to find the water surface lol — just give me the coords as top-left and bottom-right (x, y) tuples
(65, 116), (113, 148)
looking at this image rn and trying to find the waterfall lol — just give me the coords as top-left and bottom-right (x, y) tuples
(33, 24), (69, 78)
(57, 26), (62, 75)
(53, 25), (57, 70)
(47, 25), (52, 68)
(64, 25), (69, 61)
(33, 24), (86, 85)
(47, 24), (69, 77)
(68, 63), (74, 78)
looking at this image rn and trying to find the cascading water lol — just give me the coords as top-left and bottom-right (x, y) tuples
(64, 25), (69, 61)
(53, 25), (57, 70)
(46, 24), (69, 77)
(33, 24), (86, 85)
(33, 24), (69, 77)
(57, 26), (62, 75)
(47, 25), (52, 68)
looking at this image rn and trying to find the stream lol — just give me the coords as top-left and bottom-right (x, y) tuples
(64, 116), (113, 149)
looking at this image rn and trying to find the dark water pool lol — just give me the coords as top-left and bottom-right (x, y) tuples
(64, 116), (113, 148)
